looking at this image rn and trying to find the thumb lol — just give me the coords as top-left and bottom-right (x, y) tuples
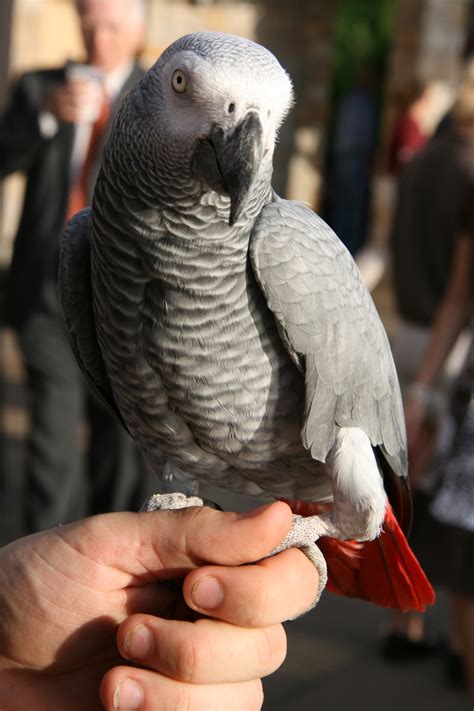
(63, 501), (293, 583)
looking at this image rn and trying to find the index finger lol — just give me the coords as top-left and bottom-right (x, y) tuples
(183, 547), (318, 627)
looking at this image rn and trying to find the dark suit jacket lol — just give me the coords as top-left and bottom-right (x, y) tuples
(0, 61), (144, 329)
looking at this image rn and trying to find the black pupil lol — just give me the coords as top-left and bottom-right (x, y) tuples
(176, 74), (182, 84)
(228, 103), (235, 113)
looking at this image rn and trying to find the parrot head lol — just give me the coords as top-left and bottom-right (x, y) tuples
(115, 32), (293, 224)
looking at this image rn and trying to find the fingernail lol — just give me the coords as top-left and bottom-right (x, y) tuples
(125, 625), (153, 659)
(114, 677), (143, 711)
(191, 576), (224, 610)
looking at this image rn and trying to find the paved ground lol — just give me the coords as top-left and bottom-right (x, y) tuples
(266, 594), (469, 711)
(0, 325), (471, 710)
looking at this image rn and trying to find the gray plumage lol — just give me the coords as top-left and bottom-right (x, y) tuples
(59, 32), (407, 542)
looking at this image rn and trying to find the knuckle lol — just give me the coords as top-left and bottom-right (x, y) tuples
(182, 506), (213, 551)
(167, 684), (192, 711)
(237, 576), (269, 627)
(182, 504), (207, 524)
(175, 635), (210, 683)
(175, 638), (198, 682)
(224, 537), (252, 566)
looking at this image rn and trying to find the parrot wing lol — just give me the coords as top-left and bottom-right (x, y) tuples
(250, 199), (434, 611)
(250, 198), (406, 475)
(58, 208), (127, 429)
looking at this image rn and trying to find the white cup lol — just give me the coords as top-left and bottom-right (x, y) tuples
(66, 63), (104, 123)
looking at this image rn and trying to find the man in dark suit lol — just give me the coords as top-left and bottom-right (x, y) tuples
(0, 0), (154, 533)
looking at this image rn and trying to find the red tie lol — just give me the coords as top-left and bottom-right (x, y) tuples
(66, 97), (111, 222)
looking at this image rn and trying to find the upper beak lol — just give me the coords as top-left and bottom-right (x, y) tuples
(192, 111), (263, 226)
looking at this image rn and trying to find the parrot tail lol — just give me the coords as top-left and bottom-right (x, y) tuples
(281, 500), (435, 612)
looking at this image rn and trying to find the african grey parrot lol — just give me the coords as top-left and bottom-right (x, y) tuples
(59, 32), (434, 611)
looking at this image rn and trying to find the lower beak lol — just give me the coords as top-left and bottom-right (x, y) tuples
(192, 112), (263, 226)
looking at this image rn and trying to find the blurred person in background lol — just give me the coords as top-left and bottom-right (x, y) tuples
(388, 80), (430, 176)
(383, 75), (474, 671)
(388, 79), (452, 176)
(355, 79), (452, 293)
(0, 0), (154, 535)
(404, 176), (474, 702)
(323, 65), (378, 257)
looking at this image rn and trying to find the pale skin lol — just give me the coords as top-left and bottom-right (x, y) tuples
(44, 0), (145, 124)
(0, 502), (318, 711)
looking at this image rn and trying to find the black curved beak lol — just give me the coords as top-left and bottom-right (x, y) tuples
(192, 112), (263, 226)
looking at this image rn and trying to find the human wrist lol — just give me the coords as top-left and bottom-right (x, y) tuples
(407, 381), (433, 400)
(406, 382), (442, 416)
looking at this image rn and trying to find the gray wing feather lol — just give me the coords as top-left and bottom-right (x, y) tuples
(58, 208), (127, 429)
(250, 199), (406, 476)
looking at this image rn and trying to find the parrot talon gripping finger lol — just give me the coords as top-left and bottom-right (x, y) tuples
(268, 514), (328, 612)
(140, 492), (206, 512)
(59, 31), (434, 613)
(141, 493), (328, 612)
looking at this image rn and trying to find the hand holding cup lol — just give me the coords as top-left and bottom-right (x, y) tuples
(44, 64), (104, 124)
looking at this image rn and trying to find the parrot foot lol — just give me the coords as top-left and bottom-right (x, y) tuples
(269, 513), (328, 613)
(140, 492), (205, 512)
(141, 495), (327, 612)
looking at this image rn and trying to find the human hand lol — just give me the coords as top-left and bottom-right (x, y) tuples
(0, 502), (317, 711)
(44, 75), (104, 123)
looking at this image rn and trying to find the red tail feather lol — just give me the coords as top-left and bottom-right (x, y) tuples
(281, 500), (435, 611)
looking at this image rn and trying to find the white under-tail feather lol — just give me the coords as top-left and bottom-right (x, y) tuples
(327, 427), (387, 540)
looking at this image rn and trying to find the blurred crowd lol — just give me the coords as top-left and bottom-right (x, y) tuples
(384, 66), (474, 703)
(0, 0), (474, 707)
(1, 0), (156, 536)
(322, 56), (474, 703)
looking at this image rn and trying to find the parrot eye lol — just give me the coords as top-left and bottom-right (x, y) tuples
(172, 70), (187, 93)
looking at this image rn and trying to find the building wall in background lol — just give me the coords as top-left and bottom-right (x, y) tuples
(1, 0), (472, 266)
